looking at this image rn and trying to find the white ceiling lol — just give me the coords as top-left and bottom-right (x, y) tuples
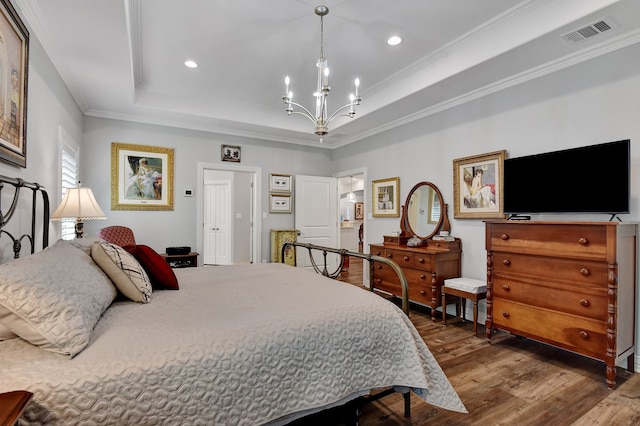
(15, 0), (640, 148)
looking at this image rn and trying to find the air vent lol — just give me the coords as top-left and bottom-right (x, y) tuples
(562, 17), (616, 43)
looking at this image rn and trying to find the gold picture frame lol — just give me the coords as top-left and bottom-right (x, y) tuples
(111, 142), (174, 211)
(0, 0), (29, 168)
(453, 150), (506, 219)
(372, 177), (400, 217)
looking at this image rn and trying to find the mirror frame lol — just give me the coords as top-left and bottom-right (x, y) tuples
(400, 181), (447, 241)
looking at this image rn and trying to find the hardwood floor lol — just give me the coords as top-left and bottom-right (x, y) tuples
(328, 257), (640, 426)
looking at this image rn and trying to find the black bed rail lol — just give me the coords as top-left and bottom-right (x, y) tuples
(281, 241), (410, 316)
(0, 175), (50, 258)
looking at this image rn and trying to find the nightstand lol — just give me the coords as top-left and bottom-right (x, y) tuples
(160, 252), (199, 268)
(0, 391), (32, 425)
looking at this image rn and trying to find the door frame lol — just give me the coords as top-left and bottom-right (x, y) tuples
(335, 167), (367, 280)
(196, 162), (262, 265)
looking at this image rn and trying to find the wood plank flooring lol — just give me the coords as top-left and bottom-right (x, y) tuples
(324, 257), (640, 426)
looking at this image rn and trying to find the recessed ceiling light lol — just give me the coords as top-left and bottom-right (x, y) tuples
(184, 60), (198, 68)
(387, 36), (402, 46)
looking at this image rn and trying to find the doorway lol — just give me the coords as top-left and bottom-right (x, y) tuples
(196, 162), (262, 265)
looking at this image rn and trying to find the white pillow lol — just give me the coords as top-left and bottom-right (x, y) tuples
(91, 242), (152, 303)
(0, 240), (117, 356)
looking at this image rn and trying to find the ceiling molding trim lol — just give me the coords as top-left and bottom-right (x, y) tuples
(332, 29), (640, 149)
(84, 108), (330, 149)
(15, 0), (89, 112)
(125, 0), (142, 89)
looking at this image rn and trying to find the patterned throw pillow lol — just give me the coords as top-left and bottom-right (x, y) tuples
(123, 245), (179, 290)
(0, 240), (117, 356)
(91, 242), (152, 303)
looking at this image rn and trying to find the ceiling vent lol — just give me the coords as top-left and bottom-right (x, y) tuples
(562, 17), (616, 43)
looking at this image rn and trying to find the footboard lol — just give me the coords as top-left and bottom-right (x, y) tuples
(281, 242), (410, 316)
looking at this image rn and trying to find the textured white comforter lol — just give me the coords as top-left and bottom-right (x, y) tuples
(1, 263), (465, 424)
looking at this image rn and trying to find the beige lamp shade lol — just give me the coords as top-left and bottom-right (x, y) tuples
(51, 187), (106, 220)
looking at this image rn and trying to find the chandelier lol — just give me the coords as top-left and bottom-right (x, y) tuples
(282, 5), (361, 143)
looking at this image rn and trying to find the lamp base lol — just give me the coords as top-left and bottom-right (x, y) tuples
(75, 220), (84, 239)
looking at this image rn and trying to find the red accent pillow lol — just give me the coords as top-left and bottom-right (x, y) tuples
(123, 245), (179, 290)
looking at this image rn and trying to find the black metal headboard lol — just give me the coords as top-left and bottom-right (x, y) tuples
(0, 175), (50, 259)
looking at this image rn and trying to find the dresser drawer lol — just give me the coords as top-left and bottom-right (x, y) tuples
(492, 298), (606, 359)
(383, 248), (415, 268)
(488, 223), (608, 260)
(372, 274), (432, 306)
(493, 277), (608, 321)
(492, 252), (609, 288)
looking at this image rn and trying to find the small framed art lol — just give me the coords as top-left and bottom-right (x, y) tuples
(269, 173), (292, 194)
(270, 194), (292, 213)
(372, 177), (400, 217)
(221, 145), (241, 162)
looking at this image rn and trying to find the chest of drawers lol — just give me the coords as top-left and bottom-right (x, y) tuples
(370, 240), (461, 320)
(485, 221), (637, 388)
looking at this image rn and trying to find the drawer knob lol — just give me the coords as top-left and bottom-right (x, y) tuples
(387, 254), (393, 258)
(578, 237), (588, 245)
(417, 258), (425, 264)
(420, 290), (427, 295)
(376, 265), (381, 270)
(375, 251), (382, 256)
(420, 274), (426, 280)
(579, 330), (589, 339)
(580, 299), (590, 307)
(502, 285), (510, 291)
(376, 279), (382, 284)
(403, 256), (410, 261)
(502, 312), (510, 318)
(500, 233), (509, 240)
(502, 259), (511, 266)
(580, 268), (590, 276)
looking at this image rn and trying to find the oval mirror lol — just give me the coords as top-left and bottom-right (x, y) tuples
(401, 182), (444, 240)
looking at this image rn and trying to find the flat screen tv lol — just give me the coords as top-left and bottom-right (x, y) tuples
(503, 139), (630, 216)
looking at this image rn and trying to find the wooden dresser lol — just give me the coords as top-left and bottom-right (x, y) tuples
(485, 220), (637, 388)
(370, 240), (461, 320)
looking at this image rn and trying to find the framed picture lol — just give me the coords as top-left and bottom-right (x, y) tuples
(270, 194), (292, 213)
(355, 202), (364, 220)
(111, 142), (174, 211)
(0, 0), (29, 168)
(453, 150), (506, 219)
(269, 173), (292, 193)
(221, 144), (241, 162)
(372, 177), (400, 217)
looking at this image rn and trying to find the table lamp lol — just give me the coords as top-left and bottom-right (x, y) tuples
(51, 185), (106, 238)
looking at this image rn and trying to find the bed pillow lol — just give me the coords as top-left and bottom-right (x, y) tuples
(123, 245), (179, 290)
(0, 240), (117, 357)
(64, 235), (104, 256)
(91, 242), (152, 303)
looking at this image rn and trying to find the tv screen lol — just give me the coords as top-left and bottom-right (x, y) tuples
(503, 139), (630, 215)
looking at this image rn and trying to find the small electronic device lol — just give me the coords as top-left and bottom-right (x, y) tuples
(166, 246), (191, 255)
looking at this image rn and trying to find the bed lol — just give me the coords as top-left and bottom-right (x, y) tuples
(0, 176), (466, 425)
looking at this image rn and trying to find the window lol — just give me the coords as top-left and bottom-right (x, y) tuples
(59, 126), (79, 240)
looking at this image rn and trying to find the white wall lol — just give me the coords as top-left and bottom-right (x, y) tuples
(80, 116), (333, 258)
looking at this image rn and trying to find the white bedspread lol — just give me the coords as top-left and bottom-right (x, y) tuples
(1, 263), (465, 425)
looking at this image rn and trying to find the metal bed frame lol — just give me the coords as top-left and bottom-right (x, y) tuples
(281, 241), (412, 420)
(0, 175), (49, 259)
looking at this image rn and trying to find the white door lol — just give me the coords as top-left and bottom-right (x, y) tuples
(204, 180), (232, 265)
(295, 175), (339, 272)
